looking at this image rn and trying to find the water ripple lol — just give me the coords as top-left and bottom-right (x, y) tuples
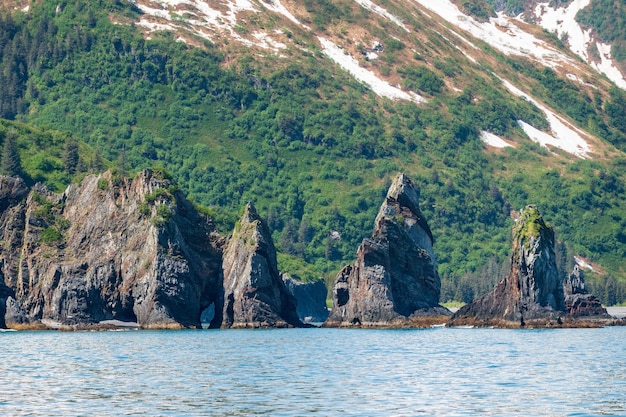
(1, 327), (625, 416)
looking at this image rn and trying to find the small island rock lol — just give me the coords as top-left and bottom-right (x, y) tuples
(324, 173), (450, 328)
(221, 203), (303, 328)
(0, 170), (224, 330)
(564, 266), (610, 318)
(449, 205), (566, 327)
(283, 275), (329, 323)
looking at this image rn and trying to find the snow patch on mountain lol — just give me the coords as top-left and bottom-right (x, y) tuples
(534, 0), (626, 90)
(353, 0), (409, 32)
(258, 0), (304, 27)
(534, 0), (590, 59)
(574, 256), (595, 271)
(594, 43), (626, 89)
(480, 131), (513, 148)
(318, 37), (426, 103)
(253, 31), (287, 50)
(135, 0), (288, 51)
(501, 79), (591, 158)
(413, 0), (577, 70)
(136, 20), (178, 36)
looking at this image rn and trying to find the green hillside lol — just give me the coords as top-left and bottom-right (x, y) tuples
(1, 0), (625, 304)
(577, 0), (626, 62)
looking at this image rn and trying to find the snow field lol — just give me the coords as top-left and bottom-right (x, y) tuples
(501, 79), (591, 158)
(534, 1), (626, 90)
(318, 37), (426, 103)
(480, 131), (513, 148)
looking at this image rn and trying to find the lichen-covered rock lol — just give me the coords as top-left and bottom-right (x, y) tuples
(283, 275), (329, 323)
(221, 203), (302, 328)
(564, 266), (609, 318)
(449, 205), (566, 328)
(324, 173), (450, 328)
(0, 170), (224, 329)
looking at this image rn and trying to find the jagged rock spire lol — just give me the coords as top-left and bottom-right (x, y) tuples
(221, 202), (302, 328)
(324, 173), (449, 328)
(450, 205), (566, 327)
(564, 266), (609, 318)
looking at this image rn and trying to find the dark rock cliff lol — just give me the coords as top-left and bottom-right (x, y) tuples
(0, 170), (224, 329)
(283, 275), (329, 323)
(324, 173), (450, 328)
(564, 266), (610, 318)
(449, 205), (567, 327)
(221, 203), (303, 328)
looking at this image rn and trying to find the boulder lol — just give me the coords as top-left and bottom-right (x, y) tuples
(449, 205), (566, 327)
(0, 170), (224, 329)
(564, 266), (610, 318)
(221, 203), (303, 328)
(283, 275), (329, 323)
(324, 173), (450, 328)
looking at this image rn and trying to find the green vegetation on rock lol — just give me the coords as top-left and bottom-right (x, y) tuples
(514, 205), (551, 248)
(517, 205), (543, 237)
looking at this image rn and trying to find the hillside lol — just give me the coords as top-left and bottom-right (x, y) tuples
(1, 0), (625, 304)
(483, 0), (626, 89)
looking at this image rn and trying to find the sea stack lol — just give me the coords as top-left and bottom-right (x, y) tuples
(449, 205), (566, 327)
(564, 266), (610, 318)
(0, 170), (225, 330)
(324, 173), (450, 327)
(221, 203), (303, 328)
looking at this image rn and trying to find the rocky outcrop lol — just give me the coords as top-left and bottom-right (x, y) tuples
(221, 203), (303, 328)
(564, 266), (610, 318)
(449, 205), (567, 328)
(324, 173), (450, 328)
(0, 170), (224, 329)
(283, 275), (329, 323)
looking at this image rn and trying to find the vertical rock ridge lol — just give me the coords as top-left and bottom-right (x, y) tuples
(221, 202), (302, 328)
(324, 173), (449, 328)
(564, 266), (609, 318)
(450, 205), (567, 327)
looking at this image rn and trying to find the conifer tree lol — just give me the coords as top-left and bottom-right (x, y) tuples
(1, 128), (22, 177)
(63, 137), (80, 175)
(90, 148), (104, 173)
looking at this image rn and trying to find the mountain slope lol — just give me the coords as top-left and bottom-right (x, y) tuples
(1, 0), (626, 304)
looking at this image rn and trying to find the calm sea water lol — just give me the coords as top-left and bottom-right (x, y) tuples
(1, 327), (625, 416)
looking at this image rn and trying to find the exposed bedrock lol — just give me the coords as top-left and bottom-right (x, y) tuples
(221, 203), (303, 328)
(0, 170), (224, 329)
(449, 205), (610, 328)
(324, 173), (450, 328)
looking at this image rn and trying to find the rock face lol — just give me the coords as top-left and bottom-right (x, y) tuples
(283, 275), (329, 323)
(0, 170), (224, 329)
(450, 205), (566, 327)
(324, 173), (450, 327)
(221, 203), (303, 328)
(564, 266), (609, 318)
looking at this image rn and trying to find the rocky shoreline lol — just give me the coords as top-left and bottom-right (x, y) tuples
(0, 171), (622, 330)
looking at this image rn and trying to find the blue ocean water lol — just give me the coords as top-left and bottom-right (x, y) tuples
(1, 327), (625, 416)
